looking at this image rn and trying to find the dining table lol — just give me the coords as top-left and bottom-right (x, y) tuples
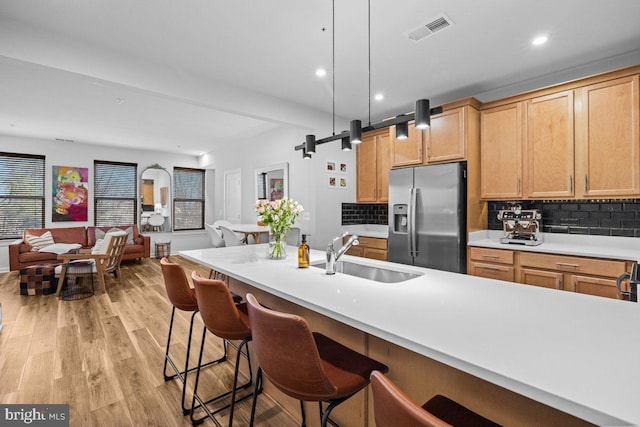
(222, 223), (270, 244)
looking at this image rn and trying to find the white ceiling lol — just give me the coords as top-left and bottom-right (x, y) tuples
(1, 0), (640, 156)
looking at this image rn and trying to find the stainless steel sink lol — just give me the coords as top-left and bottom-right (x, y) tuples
(311, 261), (422, 283)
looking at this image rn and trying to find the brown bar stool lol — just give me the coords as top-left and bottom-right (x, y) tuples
(370, 370), (502, 427)
(160, 258), (235, 415)
(245, 293), (388, 427)
(190, 271), (258, 427)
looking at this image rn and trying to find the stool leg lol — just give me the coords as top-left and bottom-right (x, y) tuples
(249, 367), (263, 427)
(163, 307), (177, 381)
(320, 396), (350, 427)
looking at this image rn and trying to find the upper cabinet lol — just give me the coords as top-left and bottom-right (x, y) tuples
(480, 102), (524, 199)
(356, 128), (390, 203)
(390, 121), (423, 167)
(575, 75), (640, 198)
(481, 67), (640, 200)
(425, 106), (467, 164)
(526, 90), (575, 198)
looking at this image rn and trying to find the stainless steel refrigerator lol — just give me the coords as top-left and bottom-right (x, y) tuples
(388, 162), (466, 273)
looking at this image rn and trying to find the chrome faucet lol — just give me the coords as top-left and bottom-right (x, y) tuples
(326, 232), (359, 275)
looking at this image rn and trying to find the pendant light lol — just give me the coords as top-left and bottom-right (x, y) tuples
(395, 115), (408, 140)
(415, 99), (431, 129)
(341, 134), (352, 151)
(302, 147), (312, 159)
(350, 120), (362, 144)
(305, 134), (316, 153)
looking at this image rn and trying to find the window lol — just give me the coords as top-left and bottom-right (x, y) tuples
(173, 167), (205, 231)
(94, 160), (137, 226)
(0, 152), (45, 239)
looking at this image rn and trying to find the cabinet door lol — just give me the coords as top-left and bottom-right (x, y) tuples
(468, 261), (515, 282)
(376, 131), (391, 202)
(570, 274), (622, 300)
(576, 75), (640, 197)
(426, 107), (466, 163)
(526, 91), (575, 198)
(364, 247), (387, 261)
(356, 133), (378, 202)
(480, 102), (524, 199)
(518, 268), (563, 290)
(391, 121), (423, 167)
(345, 246), (364, 257)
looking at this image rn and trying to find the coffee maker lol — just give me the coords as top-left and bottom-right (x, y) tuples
(498, 205), (543, 246)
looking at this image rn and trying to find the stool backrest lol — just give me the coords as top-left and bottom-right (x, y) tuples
(246, 293), (336, 400)
(370, 371), (452, 427)
(160, 258), (197, 311)
(191, 271), (250, 340)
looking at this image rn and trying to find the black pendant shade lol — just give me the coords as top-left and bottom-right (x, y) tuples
(415, 99), (431, 129)
(302, 147), (312, 159)
(341, 135), (352, 151)
(395, 118), (408, 140)
(305, 134), (316, 153)
(350, 120), (362, 144)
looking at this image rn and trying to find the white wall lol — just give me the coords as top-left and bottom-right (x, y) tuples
(200, 122), (356, 251)
(0, 134), (210, 271)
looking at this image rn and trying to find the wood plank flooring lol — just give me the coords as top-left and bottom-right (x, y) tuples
(0, 256), (297, 427)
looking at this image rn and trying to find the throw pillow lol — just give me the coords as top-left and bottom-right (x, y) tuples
(95, 227), (134, 245)
(25, 231), (55, 252)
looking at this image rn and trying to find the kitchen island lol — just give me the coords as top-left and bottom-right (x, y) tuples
(180, 244), (640, 427)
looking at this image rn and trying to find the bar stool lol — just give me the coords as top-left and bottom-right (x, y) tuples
(370, 371), (502, 427)
(190, 271), (257, 427)
(245, 293), (388, 427)
(160, 258), (232, 415)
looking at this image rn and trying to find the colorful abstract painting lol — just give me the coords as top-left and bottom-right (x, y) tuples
(52, 166), (89, 222)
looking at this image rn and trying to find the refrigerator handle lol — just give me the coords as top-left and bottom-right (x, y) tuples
(410, 187), (418, 257)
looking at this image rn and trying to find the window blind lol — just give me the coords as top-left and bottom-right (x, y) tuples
(173, 167), (205, 231)
(0, 152), (45, 239)
(94, 160), (137, 227)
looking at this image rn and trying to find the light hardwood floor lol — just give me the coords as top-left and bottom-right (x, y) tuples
(0, 256), (298, 426)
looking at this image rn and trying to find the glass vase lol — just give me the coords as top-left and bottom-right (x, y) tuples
(268, 231), (287, 259)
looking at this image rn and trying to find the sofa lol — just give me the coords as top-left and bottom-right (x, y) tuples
(9, 225), (150, 271)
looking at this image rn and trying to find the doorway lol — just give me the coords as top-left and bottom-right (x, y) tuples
(224, 168), (242, 223)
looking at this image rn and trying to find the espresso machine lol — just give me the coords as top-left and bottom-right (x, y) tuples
(498, 205), (543, 246)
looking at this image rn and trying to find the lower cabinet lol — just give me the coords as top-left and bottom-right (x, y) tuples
(468, 246), (632, 300)
(344, 236), (388, 261)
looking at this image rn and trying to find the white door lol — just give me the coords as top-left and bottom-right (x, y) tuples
(224, 169), (242, 223)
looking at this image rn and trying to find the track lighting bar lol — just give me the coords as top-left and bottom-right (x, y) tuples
(293, 105), (443, 152)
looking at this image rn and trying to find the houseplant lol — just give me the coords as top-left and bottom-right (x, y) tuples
(255, 198), (303, 259)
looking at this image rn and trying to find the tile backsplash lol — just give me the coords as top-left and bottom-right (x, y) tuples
(342, 203), (388, 225)
(488, 200), (640, 237)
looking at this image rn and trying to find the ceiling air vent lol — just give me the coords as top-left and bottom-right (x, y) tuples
(406, 13), (454, 42)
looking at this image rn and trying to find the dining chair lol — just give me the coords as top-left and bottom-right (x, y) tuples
(205, 224), (226, 248)
(149, 213), (165, 231)
(285, 227), (301, 246)
(370, 370), (502, 427)
(213, 220), (244, 241)
(219, 225), (245, 247)
(246, 293), (388, 427)
(56, 231), (128, 295)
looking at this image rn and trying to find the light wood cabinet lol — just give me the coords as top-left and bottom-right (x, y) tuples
(569, 275), (621, 300)
(390, 121), (423, 167)
(480, 102), (524, 199)
(575, 75), (640, 198)
(425, 106), (467, 164)
(468, 247), (515, 282)
(518, 268), (563, 290)
(526, 91), (575, 198)
(356, 128), (390, 202)
(344, 235), (387, 261)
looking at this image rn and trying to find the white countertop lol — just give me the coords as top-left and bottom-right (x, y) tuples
(469, 230), (640, 262)
(180, 244), (640, 426)
(342, 224), (388, 239)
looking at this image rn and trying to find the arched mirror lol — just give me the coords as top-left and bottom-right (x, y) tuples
(141, 164), (171, 232)
(255, 162), (288, 201)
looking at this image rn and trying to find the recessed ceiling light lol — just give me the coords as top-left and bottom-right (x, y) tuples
(532, 35), (548, 46)
(115, 97), (125, 104)
(374, 93), (384, 101)
(315, 68), (327, 77)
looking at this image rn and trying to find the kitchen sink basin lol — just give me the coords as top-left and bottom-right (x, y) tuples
(311, 260), (422, 283)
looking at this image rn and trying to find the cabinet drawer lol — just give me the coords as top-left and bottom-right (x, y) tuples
(570, 275), (622, 300)
(469, 247), (514, 265)
(364, 248), (387, 261)
(469, 261), (515, 282)
(346, 236), (388, 250)
(518, 268), (563, 290)
(519, 252), (626, 277)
